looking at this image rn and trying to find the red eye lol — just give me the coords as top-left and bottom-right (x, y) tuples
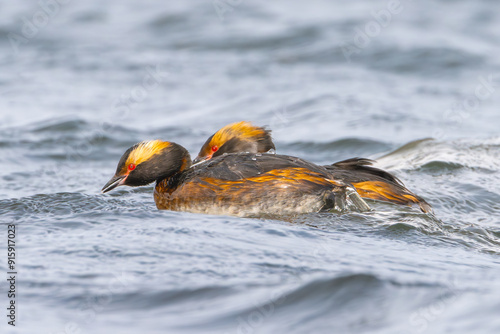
(211, 145), (218, 152)
(128, 163), (136, 171)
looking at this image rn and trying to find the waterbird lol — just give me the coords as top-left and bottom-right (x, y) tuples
(193, 121), (432, 213)
(101, 140), (371, 217)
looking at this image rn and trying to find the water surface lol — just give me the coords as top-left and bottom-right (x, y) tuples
(1, 1), (500, 333)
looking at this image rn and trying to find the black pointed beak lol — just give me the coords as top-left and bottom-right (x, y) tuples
(101, 175), (127, 193)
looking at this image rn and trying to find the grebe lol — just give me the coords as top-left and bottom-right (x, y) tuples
(193, 122), (431, 213)
(195, 121), (275, 162)
(101, 140), (370, 217)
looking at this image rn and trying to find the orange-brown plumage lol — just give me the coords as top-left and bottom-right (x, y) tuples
(154, 154), (369, 216)
(103, 141), (370, 217)
(195, 122), (432, 213)
(323, 158), (432, 213)
(352, 181), (431, 213)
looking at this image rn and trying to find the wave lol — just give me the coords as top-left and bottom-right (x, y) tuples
(0, 191), (156, 220)
(377, 137), (500, 171)
(79, 273), (460, 334)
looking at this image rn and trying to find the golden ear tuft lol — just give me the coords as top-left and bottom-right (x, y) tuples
(126, 140), (170, 166)
(211, 121), (267, 145)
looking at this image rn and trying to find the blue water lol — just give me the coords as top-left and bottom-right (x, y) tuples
(1, 1), (500, 333)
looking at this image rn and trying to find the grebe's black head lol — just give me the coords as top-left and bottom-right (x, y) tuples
(193, 121), (275, 164)
(101, 140), (190, 193)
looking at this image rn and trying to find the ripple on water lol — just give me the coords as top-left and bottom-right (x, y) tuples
(2, 1), (500, 333)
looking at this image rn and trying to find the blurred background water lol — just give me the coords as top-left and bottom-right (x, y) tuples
(1, 0), (500, 333)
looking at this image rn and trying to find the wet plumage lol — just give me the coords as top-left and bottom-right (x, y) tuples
(196, 122), (432, 213)
(324, 158), (432, 213)
(102, 140), (370, 217)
